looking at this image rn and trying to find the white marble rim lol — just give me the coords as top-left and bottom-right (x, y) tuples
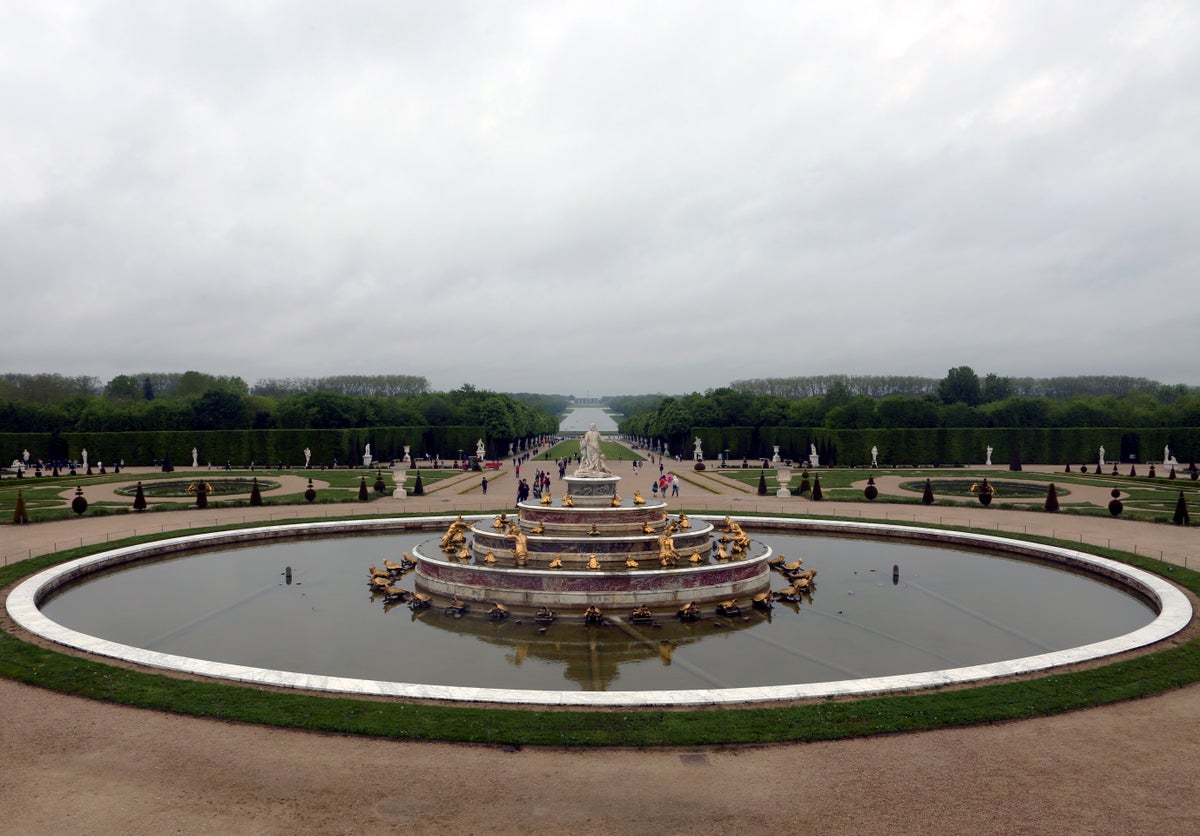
(5, 515), (1192, 707)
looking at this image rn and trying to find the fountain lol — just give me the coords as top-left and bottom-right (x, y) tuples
(413, 423), (772, 609)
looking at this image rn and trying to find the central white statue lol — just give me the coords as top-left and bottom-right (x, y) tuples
(575, 422), (611, 477)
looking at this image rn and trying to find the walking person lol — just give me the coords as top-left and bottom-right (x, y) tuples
(481, 476), (488, 495)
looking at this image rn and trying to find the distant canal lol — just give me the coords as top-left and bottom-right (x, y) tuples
(559, 406), (620, 433)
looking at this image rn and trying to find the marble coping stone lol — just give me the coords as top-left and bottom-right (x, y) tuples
(6, 515), (1192, 708)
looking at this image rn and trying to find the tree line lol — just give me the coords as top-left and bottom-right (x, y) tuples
(618, 368), (1200, 448)
(0, 373), (563, 443)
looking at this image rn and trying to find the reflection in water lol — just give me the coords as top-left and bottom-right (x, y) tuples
(40, 533), (1156, 692)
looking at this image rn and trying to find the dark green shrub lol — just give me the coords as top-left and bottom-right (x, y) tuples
(249, 478), (263, 507)
(1174, 492), (1190, 525)
(13, 490), (30, 524)
(922, 479), (934, 505)
(1044, 483), (1059, 513)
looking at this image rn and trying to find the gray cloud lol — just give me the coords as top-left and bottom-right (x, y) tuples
(3, 1), (1197, 395)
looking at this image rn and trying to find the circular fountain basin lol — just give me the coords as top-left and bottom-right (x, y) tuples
(6, 516), (1191, 706)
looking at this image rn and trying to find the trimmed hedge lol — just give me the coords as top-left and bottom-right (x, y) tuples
(691, 427), (1200, 468)
(0, 426), (486, 468)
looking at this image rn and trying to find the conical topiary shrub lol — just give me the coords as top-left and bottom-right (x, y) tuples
(133, 481), (147, 511)
(358, 476), (369, 501)
(13, 490), (30, 524)
(811, 474), (823, 501)
(757, 470), (768, 496)
(304, 478), (316, 502)
(1064, 464), (1072, 472)
(249, 477), (263, 507)
(1148, 465), (1157, 478)
(1174, 492), (1190, 526)
(922, 479), (934, 505)
(413, 472), (425, 496)
(1044, 483), (1059, 513)
(864, 476), (878, 501)
(71, 486), (88, 516)
(1129, 464), (1137, 477)
(374, 471), (387, 494)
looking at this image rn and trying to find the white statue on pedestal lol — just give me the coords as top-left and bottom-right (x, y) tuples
(80, 449), (87, 468)
(362, 444), (373, 467)
(304, 447), (312, 467)
(694, 437), (703, 462)
(871, 445), (878, 467)
(986, 446), (993, 466)
(192, 447), (199, 467)
(575, 422), (611, 477)
(508, 442), (514, 457)
(808, 444), (819, 468)
(476, 438), (486, 460)
(1098, 446), (1106, 468)
(1165, 445), (1178, 474)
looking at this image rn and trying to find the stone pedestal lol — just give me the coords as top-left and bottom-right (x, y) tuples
(392, 468), (406, 498)
(562, 475), (621, 507)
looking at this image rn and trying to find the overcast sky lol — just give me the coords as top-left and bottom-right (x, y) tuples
(3, 1), (1197, 396)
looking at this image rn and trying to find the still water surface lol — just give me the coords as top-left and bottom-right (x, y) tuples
(41, 534), (1154, 692)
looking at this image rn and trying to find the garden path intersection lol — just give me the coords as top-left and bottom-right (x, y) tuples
(2, 446), (1199, 833)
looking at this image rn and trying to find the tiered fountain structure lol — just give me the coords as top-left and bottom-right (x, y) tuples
(413, 430), (772, 610)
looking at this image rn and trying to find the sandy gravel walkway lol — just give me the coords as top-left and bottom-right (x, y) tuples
(3, 454), (1199, 834)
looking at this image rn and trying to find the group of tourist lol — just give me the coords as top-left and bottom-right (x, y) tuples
(652, 473), (680, 498)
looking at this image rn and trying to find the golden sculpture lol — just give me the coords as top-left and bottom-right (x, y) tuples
(583, 605), (603, 623)
(658, 529), (680, 564)
(483, 551), (497, 564)
(688, 550), (704, 564)
(440, 518), (468, 550)
(383, 557), (403, 574)
(625, 555), (639, 569)
(633, 490), (646, 505)
(562, 494), (574, 507)
(540, 492), (552, 506)
(677, 601), (701, 621)
(401, 552), (417, 568)
(548, 554), (564, 569)
(531, 521), (545, 534)
(587, 523), (601, 536)
(714, 543), (729, 560)
(456, 545), (471, 561)
(641, 521), (655, 534)
(677, 513), (691, 530)
(587, 554), (601, 569)
(611, 493), (622, 507)
(631, 604), (653, 623)
(512, 529), (529, 565)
